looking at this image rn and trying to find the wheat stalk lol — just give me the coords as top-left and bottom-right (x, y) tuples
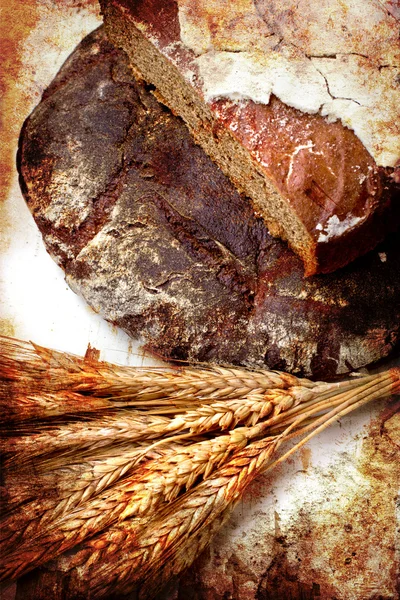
(3, 437), (278, 595)
(13, 436), (281, 598)
(2, 361), (396, 585)
(2, 336), (392, 434)
(0, 336), (306, 405)
(0, 425), (257, 581)
(4, 383), (380, 582)
(18, 376), (400, 596)
(4, 372), (396, 470)
(25, 374), (399, 600)
(0, 441), (186, 556)
(0, 336), (399, 597)
(1, 411), (174, 468)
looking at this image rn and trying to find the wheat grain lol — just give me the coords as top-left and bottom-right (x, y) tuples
(0, 426), (258, 581)
(160, 386), (316, 434)
(1, 411), (173, 468)
(23, 437), (278, 599)
(0, 438), (192, 559)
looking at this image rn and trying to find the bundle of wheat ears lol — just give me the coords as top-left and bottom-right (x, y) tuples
(0, 335), (399, 599)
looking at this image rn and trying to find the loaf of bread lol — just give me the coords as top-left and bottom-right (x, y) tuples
(100, 0), (400, 275)
(18, 28), (400, 379)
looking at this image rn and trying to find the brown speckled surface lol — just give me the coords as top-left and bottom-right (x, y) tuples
(1, 4), (399, 600)
(159, 404), (400, 600)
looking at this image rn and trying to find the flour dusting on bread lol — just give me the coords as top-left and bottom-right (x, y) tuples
(178, 0), (400, 167)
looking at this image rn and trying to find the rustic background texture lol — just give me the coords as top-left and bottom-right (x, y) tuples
(0, 2), (399, 599)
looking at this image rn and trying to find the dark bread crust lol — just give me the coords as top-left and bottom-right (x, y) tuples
(100, 0), (400, 276)
(18, 28), (400, 379)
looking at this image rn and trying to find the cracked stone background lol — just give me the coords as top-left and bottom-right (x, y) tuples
(0, 2), (399, 599)
(177, 0), (400, 167)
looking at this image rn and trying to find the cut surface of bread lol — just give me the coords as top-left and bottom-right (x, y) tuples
(100, 0), (400, 276)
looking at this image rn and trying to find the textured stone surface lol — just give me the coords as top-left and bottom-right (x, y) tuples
(158, 406), (400, 600)
(18, 27), (400, 379)
(177, 0), (400, 167)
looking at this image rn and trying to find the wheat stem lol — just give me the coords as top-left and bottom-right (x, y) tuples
(263, 377), (398, 474)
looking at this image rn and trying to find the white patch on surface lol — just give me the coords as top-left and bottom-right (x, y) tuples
(252, 313), (318, 374)
(196, 49), (331, 115)
(177, 0), (400, 167)
(285, 140), (324, 183)
(316, 214), (364, 242)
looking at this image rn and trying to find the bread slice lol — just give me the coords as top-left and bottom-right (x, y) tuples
(100, 0), (400, 275)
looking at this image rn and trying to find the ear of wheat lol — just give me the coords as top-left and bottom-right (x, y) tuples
(0, 335), (398, 598)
